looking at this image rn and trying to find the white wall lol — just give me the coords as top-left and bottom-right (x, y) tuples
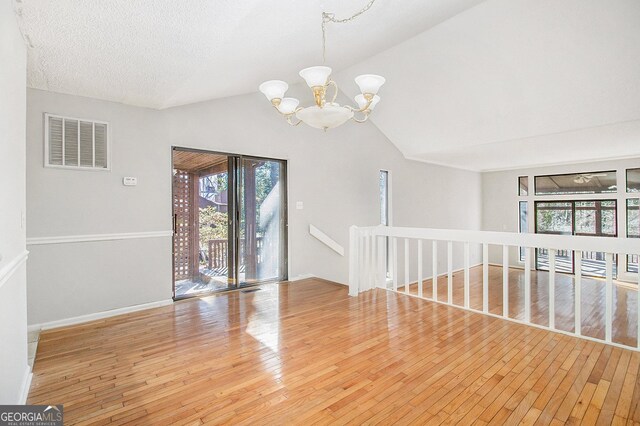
(482, 157), (640, 268)
(0, 1), (30, 404)
(26, 87), (482, 325)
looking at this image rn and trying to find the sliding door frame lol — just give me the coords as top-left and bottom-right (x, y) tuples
(171, 146), (288, 298)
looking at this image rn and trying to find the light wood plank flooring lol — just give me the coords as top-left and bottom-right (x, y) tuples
(29, 277), (640, 425)
(401, 265), (639, 347)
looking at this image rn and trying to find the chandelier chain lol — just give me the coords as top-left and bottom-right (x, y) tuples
(321, 0), (377, 63)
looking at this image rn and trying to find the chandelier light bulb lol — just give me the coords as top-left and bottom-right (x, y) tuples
(259, 80), (289, 102)
(277, 98), (300, 115)
(299, 66), (332, 88)
(355, 94), (380, 111)
(354, 74), (386, 96)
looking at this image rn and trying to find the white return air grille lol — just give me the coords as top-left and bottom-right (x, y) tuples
(45, 113), (110, 170)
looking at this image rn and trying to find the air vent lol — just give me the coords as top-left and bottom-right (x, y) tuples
(45, 113), (110, 170)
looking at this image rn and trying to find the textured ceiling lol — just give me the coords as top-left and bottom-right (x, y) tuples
(339, 0), (640, 171)
(15, 0), (485, 109)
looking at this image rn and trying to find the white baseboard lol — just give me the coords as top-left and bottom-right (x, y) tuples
(28, 299), (173, 332)
(18, 366), (32, 405)
(287, 274), (315, 282)
(488, 262), (525, 270)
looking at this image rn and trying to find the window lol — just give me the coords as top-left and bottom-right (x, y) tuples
(535, 171), (616, 195)
(379, 170), (390, 279)
(535, 200), (618, 278)
(518, 176), (528, 196)
(380, 170), (389, 225)
(518, 201), (528, 261)
(628, 199), (639, 273)
(45, 113), (109, 170)
(627, 168), (640, 193)
(574, 200), (617, 237)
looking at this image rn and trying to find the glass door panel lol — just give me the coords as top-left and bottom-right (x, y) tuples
(535, 202), (574, 274)
(627, 199), (639, 273)
(534, 200), (618, 278)
(239, 158), (287, 285)
(574, 200), (617, 278)
(172, 148), (233, 299)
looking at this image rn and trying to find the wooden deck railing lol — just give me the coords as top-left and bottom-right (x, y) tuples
(348, 225), (640, 351)
(207, 237), (264, 270)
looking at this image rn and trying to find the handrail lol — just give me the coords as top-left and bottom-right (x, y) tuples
(348, 225), (640, 352)
(355, 225), (639, 254)
(310, 225), (344, 256)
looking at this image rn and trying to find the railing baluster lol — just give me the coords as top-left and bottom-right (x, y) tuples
(371, 233), (376, 290)
(432, 241), (438, 301)
(418, 240), (423, 298)
(483, 243), (488, 313)
(605, 252), (613, 343)
(348, 226), (358, 296)
(358, 231), (365, 293)
(637, 254), (640, 350)
(447, 241), (453, 304)
(392, 237), (398, 291)
(575, 250), (582, 336)
(377, 235), (386, 289)
(364, 232), (370, 291)
(503, 245), (509, 318)
(549, 249), (556, 329)
(464, 242), (470, 309)
(524, 247), (531, 323)
(405, 238), (410, 294)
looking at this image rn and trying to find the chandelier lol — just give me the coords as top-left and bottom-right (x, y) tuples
(258, 1), (385, 131)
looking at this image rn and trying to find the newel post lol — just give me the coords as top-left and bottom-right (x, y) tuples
(348, 226), (359, 296)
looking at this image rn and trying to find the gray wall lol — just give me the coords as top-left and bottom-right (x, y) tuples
(0, 1), (29, 403)
(26, 87), (482, 325)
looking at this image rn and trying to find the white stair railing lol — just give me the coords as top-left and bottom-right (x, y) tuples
(348, 225), (640, 352)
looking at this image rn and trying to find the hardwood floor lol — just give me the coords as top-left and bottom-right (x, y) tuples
(400, 265), (639, 348)
(29, 278), (640, 425)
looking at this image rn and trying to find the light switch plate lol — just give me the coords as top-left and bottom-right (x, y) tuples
(296, 201), (304, 210)
(123, 177), (138, 186)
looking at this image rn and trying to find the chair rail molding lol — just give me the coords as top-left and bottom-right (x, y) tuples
(0, 250), (29, 291)
(26, 230), (173, 245)
(309, 224), (344, 256)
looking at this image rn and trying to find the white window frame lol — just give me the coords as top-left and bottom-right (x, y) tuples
(44, 113), (112, 171)
(380, 169), (393, 283)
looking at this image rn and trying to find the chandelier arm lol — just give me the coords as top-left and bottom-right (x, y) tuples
(345, 98), (373, 114)
(326, 80), (339, 104)
(272, 104), (305, 117)
(286, 115), (303, 126)
(352, 112), (370, 124)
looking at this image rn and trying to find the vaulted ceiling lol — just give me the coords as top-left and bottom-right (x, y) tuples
(15, 0), (640, 171)
(339, 0), (640, 171)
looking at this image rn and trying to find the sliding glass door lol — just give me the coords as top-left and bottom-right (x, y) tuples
(238, 158), (287, 285)
(172, 148), (287, 299)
